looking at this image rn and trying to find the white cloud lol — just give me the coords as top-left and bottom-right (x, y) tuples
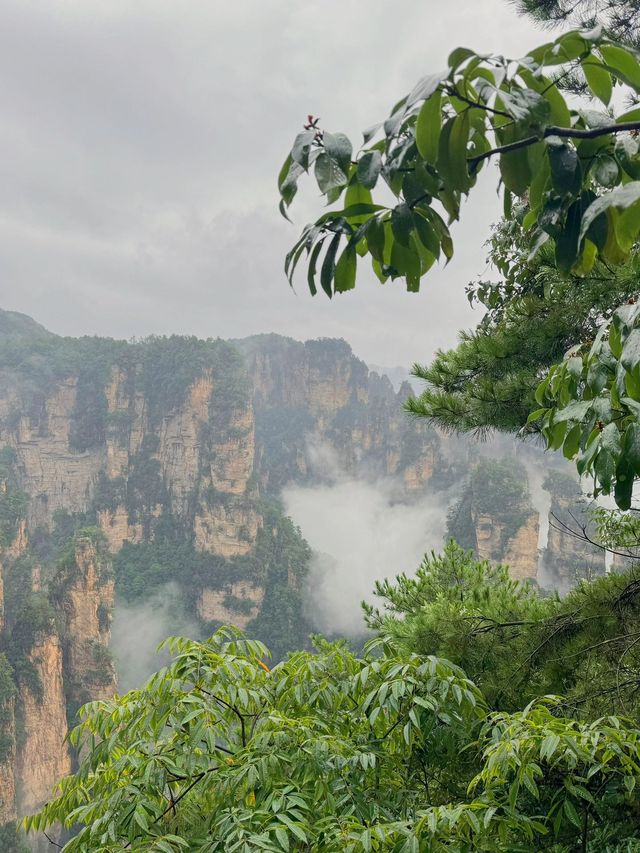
(0, 0), (543, 365)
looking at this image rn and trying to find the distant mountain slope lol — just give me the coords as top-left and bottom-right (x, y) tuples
(0, 308), (54, 339)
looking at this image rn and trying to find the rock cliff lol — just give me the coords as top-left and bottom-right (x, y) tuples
(0, 321), (603, 846)
(0, 329), (447, 843)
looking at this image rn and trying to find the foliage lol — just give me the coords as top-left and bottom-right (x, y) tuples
(446, 458), (532, 553)
(0, 333), (249, 447)
(366, 541), (640, 720)
(514, 0), (640, 51)
(25, 624), (640, 852)
(279, 28), (640, 298)
(138, 336), (248, 430)
(0, 653), (17, 763)
(531, 300), (640, 508)
(0, 822), (30, 853)
(113, 499), (311, 660)
(407, 220), (640, 434)
(276, 28), (640, 510)
(0, 448), (28, 549)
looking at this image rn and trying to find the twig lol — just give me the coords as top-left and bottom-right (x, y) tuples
(468, 120), (640, 172)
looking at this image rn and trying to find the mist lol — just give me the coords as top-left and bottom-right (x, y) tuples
(282, 442), (448, 636)
(110, 583), (199, 692)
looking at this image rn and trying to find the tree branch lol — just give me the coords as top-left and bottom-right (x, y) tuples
(447, 86), (512, 119)
(468, 121), (640, 173)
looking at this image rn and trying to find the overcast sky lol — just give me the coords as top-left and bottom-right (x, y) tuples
(0, 1), (544, 366)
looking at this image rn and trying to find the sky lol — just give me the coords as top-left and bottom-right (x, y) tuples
(0, 0), (544, 367)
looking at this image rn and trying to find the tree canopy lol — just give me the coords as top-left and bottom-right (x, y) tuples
(279, 27), (640, 507)
(25, 562), (640, 852)
(514, 0), (640, 51)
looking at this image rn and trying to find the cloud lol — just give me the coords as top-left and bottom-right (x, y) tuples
(0, 0), (543, 365)
(110, 583), (199, 692)
(283, 441), (448, 635)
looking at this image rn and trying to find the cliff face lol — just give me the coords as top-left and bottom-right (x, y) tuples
(0, 326), (601, 846)
(473, 510), (540, 581)
(55, 537), (116, 713)
(543, 476), (606, 589)
(0, 331), (447, 838)
(16, 633), (72, 816)
(238, 336), (445, 493)
(0, 529), (114, 830)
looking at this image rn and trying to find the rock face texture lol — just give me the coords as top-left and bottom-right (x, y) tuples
(16, 633), (72, 816)
(0, 330), (446, 844)
(0, 532), (112, 835)
(0, 694), (17, 824)
(238, 337), (444, 493)
(542, 473), (606, 590)
(503, 513), (540, 581)
(55, 537), (117, 712)
(0, 322), (602, 847)
(472, 510), (540, 581)
(197, 581), (265, 629)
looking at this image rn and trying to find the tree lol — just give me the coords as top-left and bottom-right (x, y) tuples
(514, 0), (640, 51)
(365, 541), (640, 718)
(278, 29), (640, 507)
(24, 624), (640, 851)
(407, 218), (640, 434)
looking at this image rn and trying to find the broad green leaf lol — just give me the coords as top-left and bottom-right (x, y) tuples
(391, 203), (414, 247)
(334, 246), (357, 293)
(320, 232), (341, 297)
(275, 826), (289, 851)
(600, 44), (640, 91)
(518, 67), (571, 128)
(344, 182), (374, 210)
(406, 70), (447, 107)
(291, 130), (316, 171)
(621, 328), (640, 373)
(438, 113), (471, 193)
(615, 461), (634, 510)
(356, 151), (383, 189)
(622, 422), (640, 476)
(416, 91), (443, 163)
(593, 153), (620, 188)
(556, 31), (588, 62)
(391, 236), (421, 290)
(366, 217), (386, 263)
(563, 799), (583, 829)
(615, 134), (640, 180)
(413, 212), (440, 258)
(278, 156), (304, 208)
(306, 239), (325, 296)
(500, 146), (534, 198)
(323, 132), (353, 173)
(500, 88), (551, 130)
(582, 55), (612, 106)
(555, 200), (582, 273)
(448, 46), (476, 70)
(579, 182), (640, 244)
(563, 424), (582, 459)
(554, 399), (593, 423)
(314, 153), (348, 194)
(617, 199), (640, 251)
(547, 136), (581, 196)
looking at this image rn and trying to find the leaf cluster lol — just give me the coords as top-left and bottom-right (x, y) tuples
(279, 28), (640, 297)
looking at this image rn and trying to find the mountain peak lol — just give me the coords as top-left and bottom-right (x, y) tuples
(0, 308), (54, 340)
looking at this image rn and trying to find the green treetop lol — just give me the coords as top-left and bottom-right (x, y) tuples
(279, 28), (640, 508)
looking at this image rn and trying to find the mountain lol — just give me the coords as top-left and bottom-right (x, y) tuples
(0, 318), (603, 848)
(0, 309), (54, 341)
